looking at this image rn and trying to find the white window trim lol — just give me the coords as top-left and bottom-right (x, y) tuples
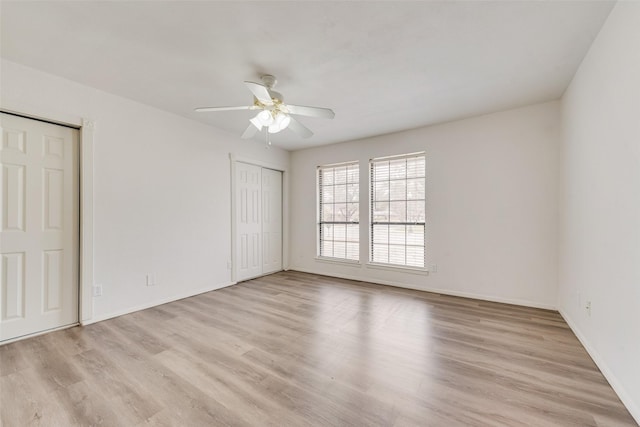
(366, 261), (429, 275)
(315, 256), (361, 266)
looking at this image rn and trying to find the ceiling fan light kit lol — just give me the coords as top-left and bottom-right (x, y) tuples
(250, 110), (273, 128)
(195, 74), (335, 143)
(268, 113), (291, 133)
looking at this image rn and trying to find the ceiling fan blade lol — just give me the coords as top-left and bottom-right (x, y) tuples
(285, 104), (335, 119)
(194, 106), (252, 112)
(241, 124), (259, 139)
(287, 116), (313, 139)
(244, 81), (273, 105)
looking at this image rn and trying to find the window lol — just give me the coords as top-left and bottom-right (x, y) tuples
(370, 153), (426, 268)
(318, 162), (359, 261)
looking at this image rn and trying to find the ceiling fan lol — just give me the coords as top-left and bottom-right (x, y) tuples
(195, 75), (335, 141)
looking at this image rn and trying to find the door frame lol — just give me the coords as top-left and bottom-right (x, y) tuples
(229, 153), (288, 283)
(1, 109), (95, 328)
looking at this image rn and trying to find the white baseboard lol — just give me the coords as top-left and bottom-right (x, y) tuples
(289, 267), (556, 310)
(559, 309), (640, 425)
(81, 281), (237, 326)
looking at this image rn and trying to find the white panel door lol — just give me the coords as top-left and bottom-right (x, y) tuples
(261, 168), (282, 274)
(0, 113), (79, 342)
(235, 162), (262, 281)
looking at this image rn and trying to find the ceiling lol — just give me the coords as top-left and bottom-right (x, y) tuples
(1, 1), (614, 150)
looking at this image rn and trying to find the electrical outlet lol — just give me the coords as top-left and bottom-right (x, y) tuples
(585, 301), (592, 316)
(93, 284), (103, 297)
(146, 273), (155, 286)
(430, 264), (438, 273)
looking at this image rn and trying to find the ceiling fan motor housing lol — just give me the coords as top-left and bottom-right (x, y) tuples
(261, 74), (277, 88)
(260, 75), (284, 101)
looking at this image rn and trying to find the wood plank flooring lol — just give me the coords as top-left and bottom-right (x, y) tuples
(1, 271), (636, 426)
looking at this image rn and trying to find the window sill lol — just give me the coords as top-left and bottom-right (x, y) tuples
(315, 257), (361, 267)
(366, 262), (429, 275)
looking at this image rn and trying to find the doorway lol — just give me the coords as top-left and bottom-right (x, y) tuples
(0, 113), (79, 342)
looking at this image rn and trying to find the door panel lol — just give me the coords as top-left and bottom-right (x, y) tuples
(43, 249), (63, 312)
(2, 164), (25, 231)
(1, 252), (25, 320)
(0, 113), (79, 342)
(235, 162), (262, 281)
(261, 168), (282, 274)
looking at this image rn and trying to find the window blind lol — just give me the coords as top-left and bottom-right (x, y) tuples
(318, 162), (359, 261)
(370, 153), (425, 268)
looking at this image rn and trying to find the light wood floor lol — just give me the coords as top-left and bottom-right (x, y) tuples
(0, 271), (636, 426)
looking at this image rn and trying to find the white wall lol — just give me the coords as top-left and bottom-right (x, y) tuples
(290, 101), (560, 309)
(558, 2), (640, 422)
(0, 59), (289, 323)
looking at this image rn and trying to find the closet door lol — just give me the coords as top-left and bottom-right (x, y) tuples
(261, 168), (282, 275)
(234, 162), (283, 282)
(235, 162), (262, 281)
(1, 113), (79, 342)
